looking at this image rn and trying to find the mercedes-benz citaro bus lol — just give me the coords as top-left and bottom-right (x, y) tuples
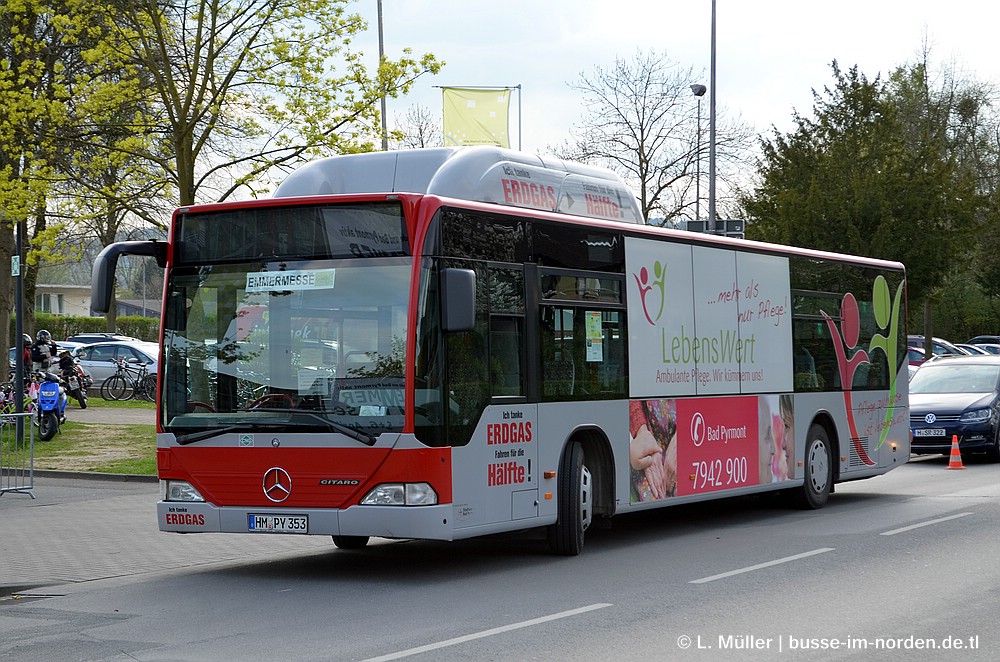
(91, 146), (909, 555)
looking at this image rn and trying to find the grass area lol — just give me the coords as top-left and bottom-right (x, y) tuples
(2, 393), (157, 475)
(83, 395), (157, 410)
(29, 419), (157, 475)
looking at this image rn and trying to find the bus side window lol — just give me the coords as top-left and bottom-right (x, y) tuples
(448, 330), (489, 424)
(444, 261), (490, 444)
(490, 316), (524, 397)
(487, 266), (525, 399)
(598, 311), (626, 397)
(541, 306), (576, 399)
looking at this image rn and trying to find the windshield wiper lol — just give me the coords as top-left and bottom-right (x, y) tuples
(236, 407), (377, 446)
(175, 424), (254, 445)
(174, 421), (294, 446)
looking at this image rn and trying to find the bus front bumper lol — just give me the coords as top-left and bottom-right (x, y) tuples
(157, 501), (455, 540)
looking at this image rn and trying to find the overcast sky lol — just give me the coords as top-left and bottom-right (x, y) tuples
(352, 0), (998, 152)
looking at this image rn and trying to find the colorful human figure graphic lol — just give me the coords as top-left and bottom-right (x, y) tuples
(634, 260), (667, 325)
(823, 291), (874, 466)
(822, 292), (869, 390)
(867, 275), (904, 448)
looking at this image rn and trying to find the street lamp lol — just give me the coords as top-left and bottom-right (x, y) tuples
(690, 84), (707, 224)
(709, 0), (718, 233)
(378, 0), (388, 151)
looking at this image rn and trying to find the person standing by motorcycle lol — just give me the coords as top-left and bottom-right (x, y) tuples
(58, 350), (89, 408)
(31, 329), (59, 371)
(21, 333), (32, 369)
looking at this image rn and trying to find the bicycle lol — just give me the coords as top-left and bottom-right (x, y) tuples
(0, 380), (18, 426)
(0, 377), (40, 432)
(100, 358), (156, 402)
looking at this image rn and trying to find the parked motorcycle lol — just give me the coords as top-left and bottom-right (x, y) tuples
(29, 371), (68, 441)
(58, 351), (91, 408)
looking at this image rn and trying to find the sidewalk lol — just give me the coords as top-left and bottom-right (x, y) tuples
(2, 402), (339, 598)
(0, 476), (331, 599)
(67, 402), (157, 425)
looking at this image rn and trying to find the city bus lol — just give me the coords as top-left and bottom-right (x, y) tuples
(91, 146), (910, 555)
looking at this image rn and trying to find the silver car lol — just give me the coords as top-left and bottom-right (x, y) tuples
(74, 341), (159, 387)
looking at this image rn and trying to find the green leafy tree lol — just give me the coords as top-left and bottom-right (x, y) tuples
(109, 0), (443, 206)
(1, 1), (130, 377)
(742, 61), (977, 305)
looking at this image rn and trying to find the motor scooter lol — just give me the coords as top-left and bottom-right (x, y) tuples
(29, 371), (68, 441)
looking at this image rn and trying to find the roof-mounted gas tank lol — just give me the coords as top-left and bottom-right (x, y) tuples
(273, 146), (644, 224)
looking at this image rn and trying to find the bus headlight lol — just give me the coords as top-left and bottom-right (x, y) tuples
(360, 483), (438, 506)
(161, 480), (205, 502)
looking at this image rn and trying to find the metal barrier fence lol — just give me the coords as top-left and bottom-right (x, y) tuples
(0, 413), (35, 498)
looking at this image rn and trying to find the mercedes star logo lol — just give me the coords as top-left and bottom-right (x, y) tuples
(263, 467), (292, 503)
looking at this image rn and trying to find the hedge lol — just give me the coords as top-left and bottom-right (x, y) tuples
(10, 313), (161, 345)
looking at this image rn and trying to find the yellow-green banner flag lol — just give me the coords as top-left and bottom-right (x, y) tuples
(442, 87), (511, 148)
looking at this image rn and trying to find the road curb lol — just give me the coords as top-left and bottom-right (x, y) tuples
(30, 469), (157, 483)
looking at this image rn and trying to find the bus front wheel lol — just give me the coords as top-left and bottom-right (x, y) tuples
(795, 424), (833, 509)
(547, 441), (592, 556)
(332, 535), (370, 550)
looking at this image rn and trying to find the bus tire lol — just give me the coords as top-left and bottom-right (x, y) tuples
(332, 535), (370, 550)
(547, 441), (592, 556)
(794, 423), (833, 509)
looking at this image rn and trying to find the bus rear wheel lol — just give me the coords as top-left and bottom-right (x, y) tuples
(794, 424), (833, 509)
(332, 535), (370, 550)
(547, 441), (592, 556)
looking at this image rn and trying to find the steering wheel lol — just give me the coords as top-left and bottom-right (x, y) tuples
(247, 393), (296, 410)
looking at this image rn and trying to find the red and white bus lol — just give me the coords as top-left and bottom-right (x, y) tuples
(92, 146), (910, 555)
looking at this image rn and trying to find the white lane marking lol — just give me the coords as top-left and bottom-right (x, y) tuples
(880, 512), (973, 536)
(690, 548), (835, 584)
(362, 603), (613, 661)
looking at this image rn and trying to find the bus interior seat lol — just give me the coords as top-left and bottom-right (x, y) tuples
(544, 358), (575, 397)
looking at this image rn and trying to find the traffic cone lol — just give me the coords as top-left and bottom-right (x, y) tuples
(947, 435), (965, 470)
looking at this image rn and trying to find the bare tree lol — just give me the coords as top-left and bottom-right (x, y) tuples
(393, 104), (442, 149)
(555, 49), (752, 224)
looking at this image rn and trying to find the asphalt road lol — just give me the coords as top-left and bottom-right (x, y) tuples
(2, 456), (997, 662)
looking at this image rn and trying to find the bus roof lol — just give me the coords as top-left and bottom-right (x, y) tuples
(273, 146), (644, 224)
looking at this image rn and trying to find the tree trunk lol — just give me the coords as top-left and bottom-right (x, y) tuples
(0, 224), (14, 384)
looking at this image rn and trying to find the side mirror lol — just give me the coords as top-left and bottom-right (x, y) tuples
(441, 268), (476, 332)
(91, 240), (167, 314)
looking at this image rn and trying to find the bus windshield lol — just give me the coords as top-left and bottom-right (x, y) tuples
(161, 206), (412, 441)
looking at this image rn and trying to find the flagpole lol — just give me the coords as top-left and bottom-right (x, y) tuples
(377, 0), (388, 150)
(516, 84), (522, 150)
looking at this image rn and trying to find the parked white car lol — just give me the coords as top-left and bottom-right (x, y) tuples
(73, 340), (159, 387)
